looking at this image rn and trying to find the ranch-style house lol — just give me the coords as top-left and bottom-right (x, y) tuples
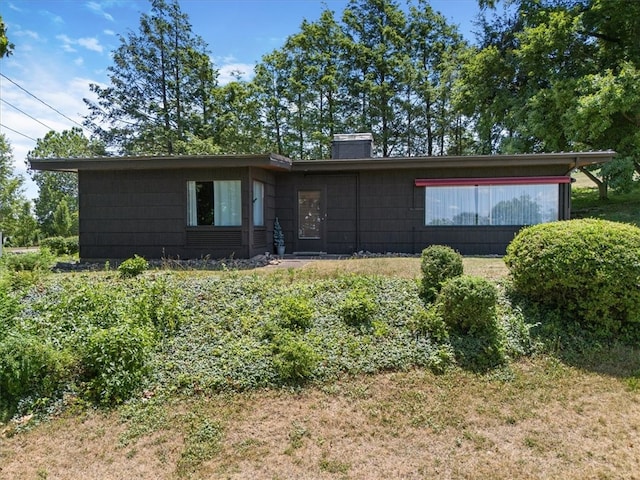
(29, 134), (614, 260)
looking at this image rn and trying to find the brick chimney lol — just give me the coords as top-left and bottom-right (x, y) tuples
(331, 133), (374, 159)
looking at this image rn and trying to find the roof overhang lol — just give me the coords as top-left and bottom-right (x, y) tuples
(291, 151), (615, 173)
(28, 151), (614, 174)
(28, 153), (293, 173)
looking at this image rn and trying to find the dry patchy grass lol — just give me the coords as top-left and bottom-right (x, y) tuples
(294, 256), (508, 282)
(2, 357), (639, 480)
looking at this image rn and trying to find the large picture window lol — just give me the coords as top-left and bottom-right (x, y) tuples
(419, 177), (566, 226)
(187, 180), (241, 226)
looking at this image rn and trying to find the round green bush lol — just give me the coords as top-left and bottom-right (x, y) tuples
(118, 255), (149, 278)
(436, 275), (505, 371)
(504, 219), (640, 335)
(40, 236), (79, 256)
(274, 296), (314, 331)
(419, 245), (463, 303)
(272, 333), (319, 383)
(436, 275), (498, 334)
(339, 289), (377, 327)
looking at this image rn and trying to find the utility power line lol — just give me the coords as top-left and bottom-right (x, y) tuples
(0, 123), (38, 142)
(0, 72), (88, 132)
(1, 98), (55, 131)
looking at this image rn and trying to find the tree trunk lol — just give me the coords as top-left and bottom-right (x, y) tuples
(580, 167), (608, 200)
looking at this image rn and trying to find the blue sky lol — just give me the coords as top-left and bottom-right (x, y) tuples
(0, 0), (481, 198)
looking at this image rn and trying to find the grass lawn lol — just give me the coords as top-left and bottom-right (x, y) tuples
(571, 171), (640, 227)
(1, 336), (638, 479)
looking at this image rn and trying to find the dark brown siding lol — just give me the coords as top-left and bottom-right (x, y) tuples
(277, 164), (573, 256)
(79, 167), (277, 260)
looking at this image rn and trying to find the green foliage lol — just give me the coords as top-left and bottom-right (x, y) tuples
(28, 128), (101, 237)
(419, 245), (464, 303)
(0, 333), (75, 421)
(132, 276), (182, 336)
(271, 295), (314, 331)
(1, 267), (544, 416)
(437, 275), (499, 335)
(339, 288), (377, 327)
(0, 283), (20, 339)
(436, 275), (505, 371)
(0, 134), (36, 244)
(505, 219), (640, 338)
(1, 14), (15, 58)
(118, 255), (149, 278)
(408, 305), (449, 343)
(40, 236), (79, 256)
(51, 199), (74, 237)
(273, 217), (285, 247)
(82, 322), (154, 405)
(177, 416), (224, 476)
(1, 249), (54, 272)
(272, 332), (319, 384)
(83, 0), (216, 154)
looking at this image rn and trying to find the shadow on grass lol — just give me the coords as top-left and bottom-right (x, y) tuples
(571, 186), (640, 227)
(510, 293), (640, 378)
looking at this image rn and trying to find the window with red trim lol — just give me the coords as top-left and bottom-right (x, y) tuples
(422, 180), (562, 226)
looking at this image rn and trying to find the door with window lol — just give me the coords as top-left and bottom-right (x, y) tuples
(296, 189), (326, 252)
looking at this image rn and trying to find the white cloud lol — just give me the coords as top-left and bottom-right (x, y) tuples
(78, 37), (103, 53)
(86, 1), (115, 22)
(75, 57), (85, 66)
(217, 63), (255, 85)
(56, 34), (76, 52)
(103, 29), (116, 36)
(39, 10), (64, 25)
(56, 34), (104, 54)
(16, 29), (40, 40)
(0, 63), (102, 200)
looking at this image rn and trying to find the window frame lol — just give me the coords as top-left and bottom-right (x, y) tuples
(186, 180), (242, 227)
(252, 180), (265, 227)
(417, 176), (569, 227)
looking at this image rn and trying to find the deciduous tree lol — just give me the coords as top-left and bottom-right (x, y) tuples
(28, 128), (104, 237)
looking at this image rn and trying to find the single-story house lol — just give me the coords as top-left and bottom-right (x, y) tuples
(29, 134), (614, 260)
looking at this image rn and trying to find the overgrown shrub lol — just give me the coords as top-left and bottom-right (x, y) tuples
(419, 245), (463, 303)
(82, 322), (154, 405)
(272, 296), (314, 331)
(272, 332), (319, 384)
(132, 277), (182, 336)
(1, 249), (54, 272)
(437, 275), (499, 335)
(436, 275), (505, 371)
(118, 255), (149, 278)
(0, 333), (75, 421)
(40, 236), (79, 256)
(505, 219), (640, 337)
(408, 305), (449, 342)
(339, 288), (377, 327)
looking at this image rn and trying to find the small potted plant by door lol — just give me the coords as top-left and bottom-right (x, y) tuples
(274, 217), (286, 256)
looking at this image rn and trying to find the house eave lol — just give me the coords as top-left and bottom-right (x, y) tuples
(28, 153), (293, 172)
(291, 151), (615, 173)
(28, 150), (615, 174)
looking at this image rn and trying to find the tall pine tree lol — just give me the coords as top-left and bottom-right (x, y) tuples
(84, 0), (217, 154)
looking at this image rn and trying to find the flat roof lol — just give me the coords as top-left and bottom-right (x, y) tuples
(291, 151), (615, 172)
(29, 151), (614, 173)
(28, 153), (293, 172)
